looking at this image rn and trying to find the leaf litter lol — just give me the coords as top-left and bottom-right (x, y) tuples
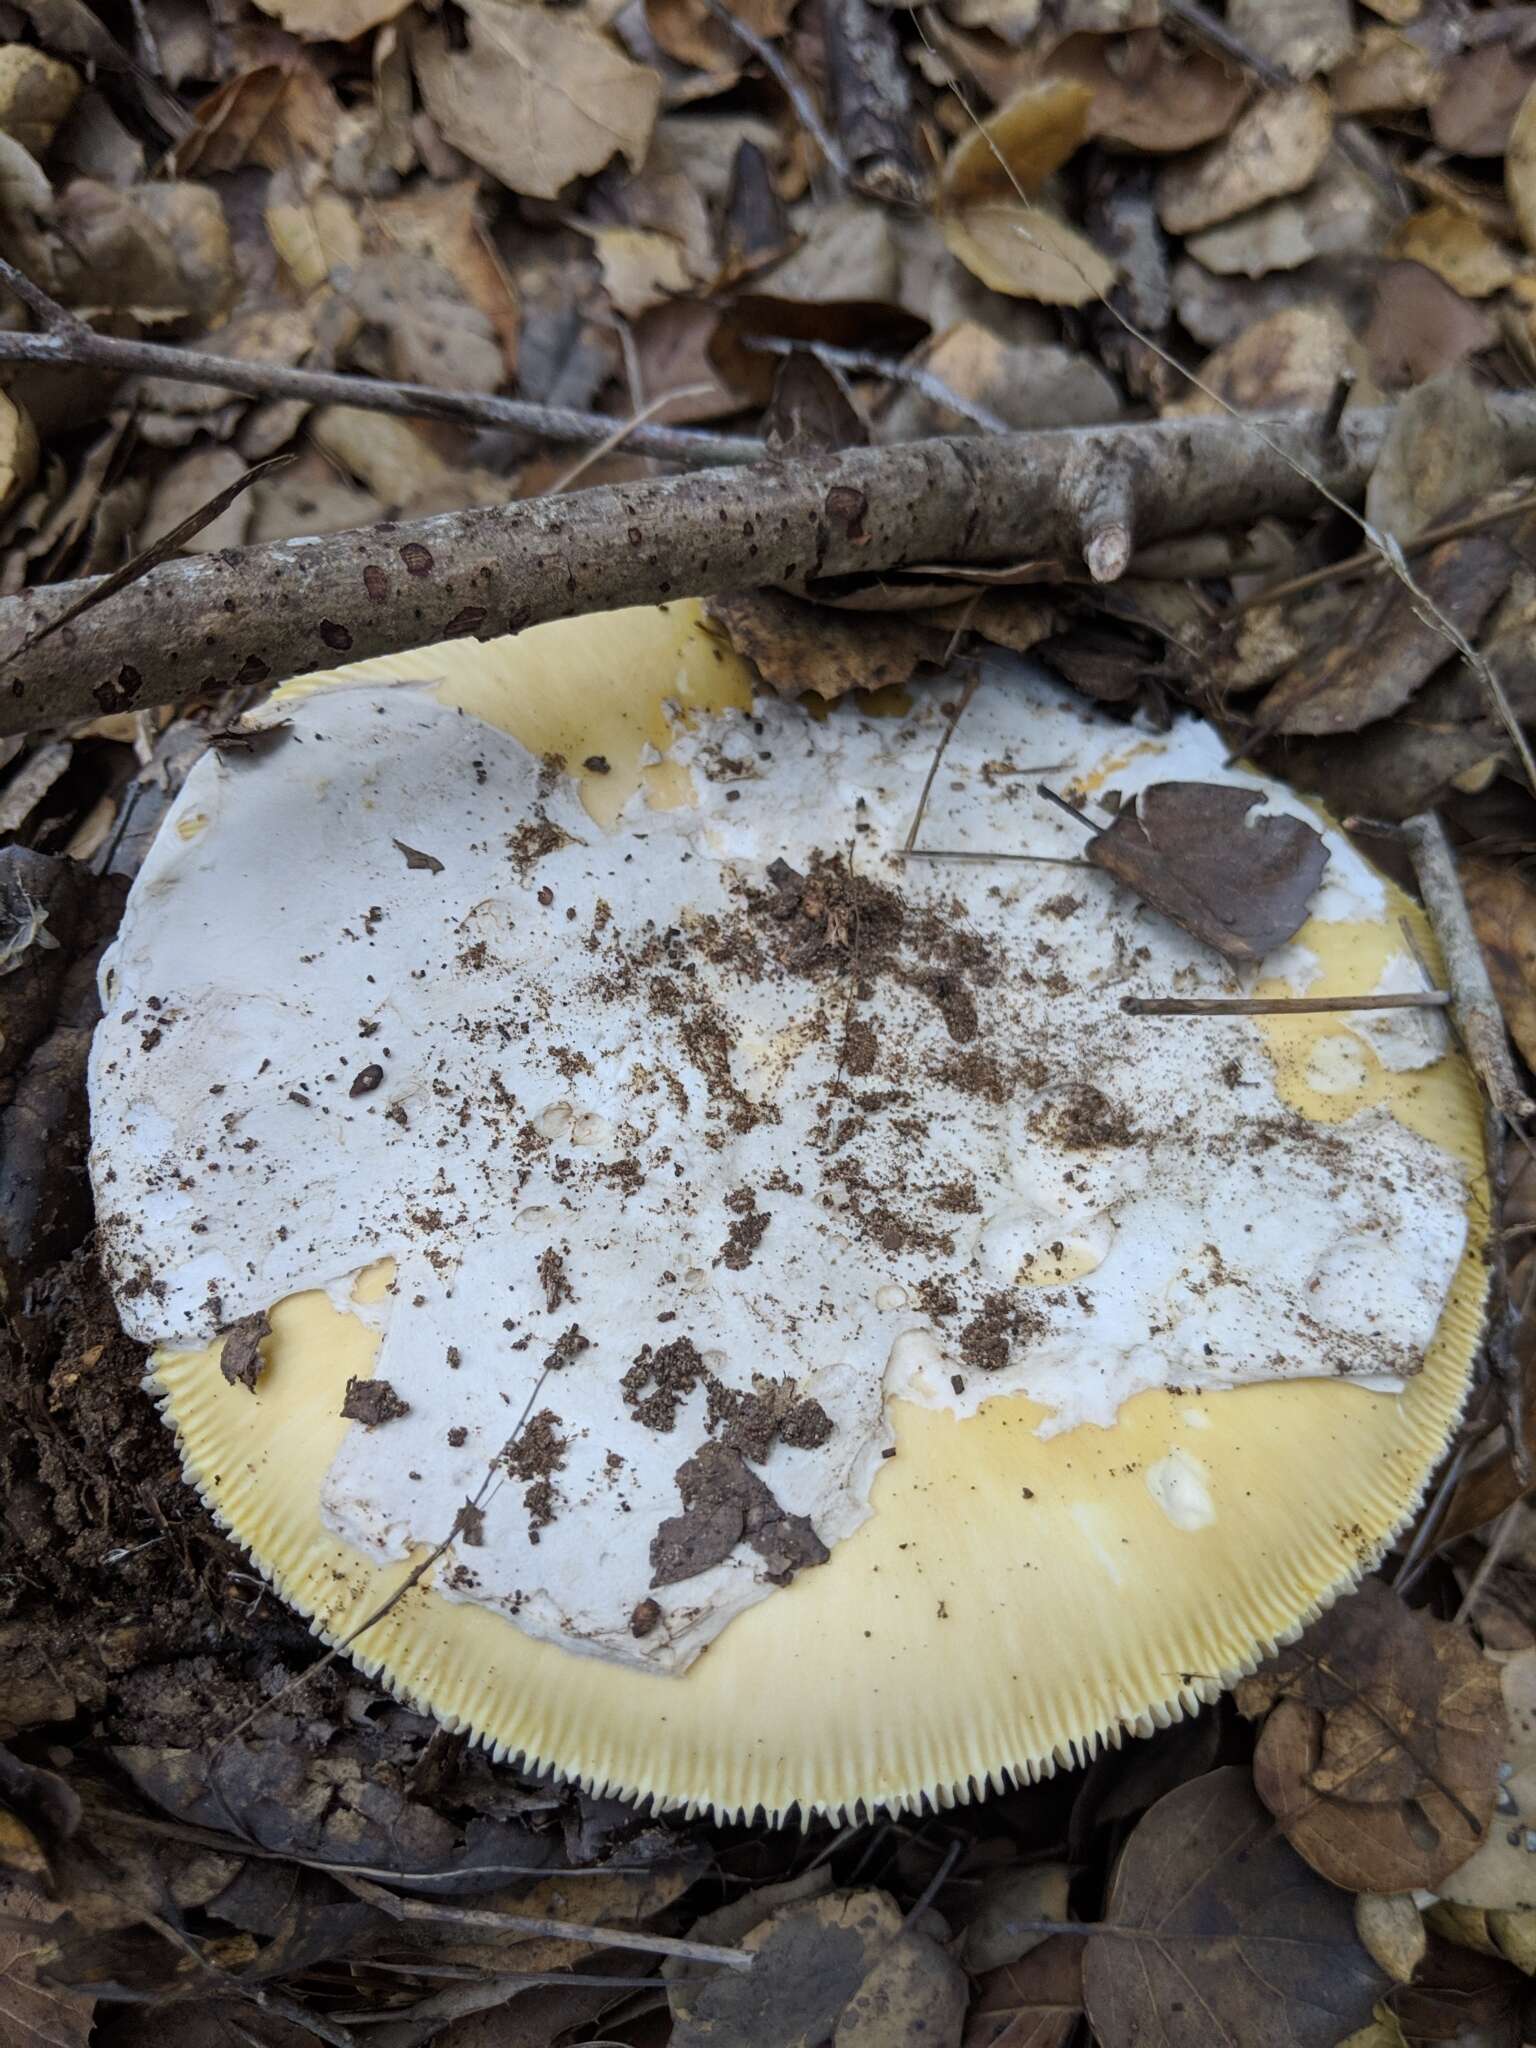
(6, 0), (1536, 2042)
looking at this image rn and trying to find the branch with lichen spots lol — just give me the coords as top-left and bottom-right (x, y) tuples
(7, 398), (1536, 736)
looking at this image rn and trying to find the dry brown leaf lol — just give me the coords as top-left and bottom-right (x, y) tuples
(1223, 0), (1352, 80)
(1461, 864), (1536, 1077)
(943, 200), (1115, 306)
(1438, 1651), (1536, 1911)
(1083, 1769), (1389, 2048)
(1156, 85), (1331, 236)
(586, 224), (693, 317)
(265, 174), (362, 294)
(1253, 528), (1513, 735)
(413, 2), (659, 202)
(1237, 1581), (1507, 1894)
(1365, 368), (1504, 542)
(136, 447), (257, 558)
(705, 591), (949, 700)
(1432, 43), (1536, 157)
(1168, 304), (1357, 416)
(309, 406), (509, 513)
(0, 45), (79, 156)
(250, 0), (410, 38)
(962, 1864), (1071, 1974)
(373, 180), (520, 377)
(966, 1934), (1082, 2048)
(175, 59), (340, 175)
(0, 392), (38, 522)
(1043, 29), (1246, 154)
(834, 1928), (968, 2046)
(631, 300), (747, 422)
(0, 1883), (93, 2048)
(881, 324), (1119, 437)
(1185, 148), (1393, 279)
(1354, 1894), (1427, 1985)
(1332, 26), (1442, 115)
(345, 251), (504, 394)
(1386, 204), (1518, 298)
(939, 78), (1094, 205)
(38, 178), (236, 326)
(644, 0), (793, 73)
(248, 466), (383, 546)
(1365, 260), (1500, 388)
(1508, 80), (1536, 258)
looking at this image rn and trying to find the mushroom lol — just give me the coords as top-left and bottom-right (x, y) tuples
(89, 601), (1486, 1820)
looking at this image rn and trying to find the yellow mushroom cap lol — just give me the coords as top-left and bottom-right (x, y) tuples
(105, 604), (1486, 1821)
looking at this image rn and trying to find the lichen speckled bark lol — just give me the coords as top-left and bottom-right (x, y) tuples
(6, 400), (1536, 736)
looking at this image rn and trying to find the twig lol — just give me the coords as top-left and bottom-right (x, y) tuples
(1401, 812), (1535, 1122)
(904, 674), (978, 853)
(1122, 992), (1452, 1018)
(9, 401), (1536, 736)
(334, 1871), (753, 1972)
(819, 0), (924, 203)
(900, 1839), (962, 1931)
(1228, 491), (1536, 618)
(899, 848), (1091, 867)
(1162, 0), (1290, 88)
(1453, 1497), (1524, 1627)
(545, 386), (716, 494)
(704, 0), (852, 185)
(0, 259), (759, 470)
(1035, 783), (1096, 830)
(745, 336), (1010, 433)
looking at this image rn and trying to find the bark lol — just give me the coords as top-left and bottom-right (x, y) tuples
(820, 0), (925, 203)
(6, 399), (1536, 737)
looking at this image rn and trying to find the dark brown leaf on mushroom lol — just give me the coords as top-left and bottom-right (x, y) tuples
(392, 838), (444, 874)
(207, 721), (293, 758)
(218, 1308), (270, 1394)
(1084, 781), (1330, 961)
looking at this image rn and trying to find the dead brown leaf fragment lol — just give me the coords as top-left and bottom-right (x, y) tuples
(1236, 1579), (1507, 1894)
(1083, 1767), (1389, 2048)
(1082, 781), (1330, 963)
(706, 590), (949, 701)
(649, 1441), (828, 1590)
(1461, 860), (1536, 1075)
(218, 1310), (270, 1395)
(1253, 529), (1514, 738)
(966, 1933), (1082, 2048)
(1156, 85), (1332, 236)
(1044, 30), (1247, 155)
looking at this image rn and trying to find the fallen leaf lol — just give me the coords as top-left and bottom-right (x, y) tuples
(1508, 79), (1536, 256)
(218, 1309), (271, 1393)
(1237, 1580), (1507, 1893)
(265, 171), (362, 294)
(346, 250), (505, 394)
(1354, 1893), (1427, 1984)
(1168, 304), (1358, 416)
(1365, 368), (1505, 542)
(412, 4), (659, 202)
(372, 180), (520, 377)
(939, 78), (1094, 206)
(708, 292), (928, 407)
(706, 590), (949, 700)
(762, 351), (868, 457)
(962, 1864), (1070, 1974)
(585, 223), (693, 317)
(942, 201), (1116, 307)
(1156, 85), (1332, 236)
(631, 300), (747, 423)
(644, 0), (793, 74)
(1185, 147), (1394, 279)
(0, 1883), (93, 2048)
(1044, 29), (1246, 153)
(1390, 1934), (1525, 2040)
(1386, 203), (1519, 297)
(649, 1441), (828, 1588)
(0, 45), (79, 156)
(880, 326), (1120, 438)
(1333, 25), (1442, 115)
(1462, 862), (1536, 1076)
(249, 470), (383, 545)
(1253, 528), (1513, 736)
(1364, 260), (1500, 388)
(1433, 43), (1536, 156)
(1223, 0), (1353, 79)
(138, 447), (256, 557)
(0, 392), (37, 522)
(1083, 1768), (1388, 2048)
(175, 58), (340, 175)
(834, 1926), (967, 2046)
(251, 0), (410, 37)
(1080, 780), (1329, 962)
(669, 1888), (903, 2047)
(965, 1934), (1083, 2048)
(763, 199), (901, 304)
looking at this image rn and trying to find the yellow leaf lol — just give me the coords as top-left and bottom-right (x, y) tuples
(939, 78), (1094, 207)
(942, 199), (1115, 306)
(1387, 204), (1518, 297)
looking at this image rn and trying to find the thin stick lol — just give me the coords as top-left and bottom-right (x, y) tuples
(1229, 489), (1536, 616)
(545, 386), (716, 493)
(1454, 1496), (1524, 1627)
(900, 848), (1092, 867)
(903, 675), (978, 854)
(745, 336), (1009, 433)
(1122, 992), (1452, 1018)
(335, 1871), (753, 1972)
(1401, 811), (1535, 1121)
(1162, 0), (1289, 87)
(1036, 782), (1096, 831)
(0, 258), (759, 470)
(703, 0), (852, 185)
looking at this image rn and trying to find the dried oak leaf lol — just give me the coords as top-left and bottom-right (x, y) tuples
(1365, 368), (1504, 543)
(1156, 84), (1332, 236)
(1386, 204), (1519, 299)
(1083, 1768), (1389, 2048)
(1438, 1648), (1536, 1911)
(1252, 527), (1513, 738)
(1236, 1580), (1506, 1893)
(1044, 30), (1247, 155)
(1433, 44), (1536, 157)
(1083, 780), (1329, 962)
(218, 1309), (270, 1394)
